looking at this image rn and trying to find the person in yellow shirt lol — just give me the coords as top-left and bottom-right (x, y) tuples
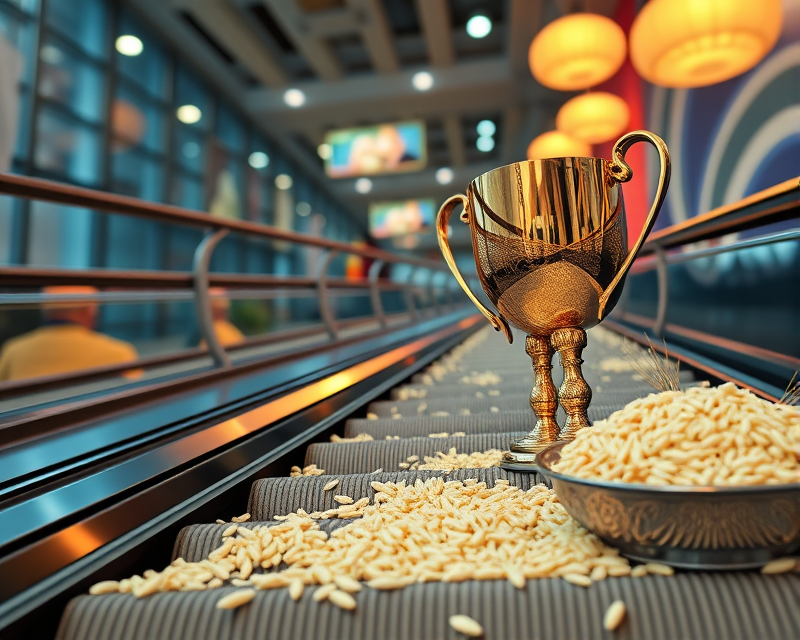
(200, 288), (245, 348)
(0, 286), (139, 382)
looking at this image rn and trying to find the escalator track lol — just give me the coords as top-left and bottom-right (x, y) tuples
(36, 326), (800, 639)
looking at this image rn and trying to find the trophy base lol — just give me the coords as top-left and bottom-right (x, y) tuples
(499, 449), (543, 472)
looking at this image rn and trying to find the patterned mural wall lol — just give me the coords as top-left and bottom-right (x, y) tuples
(644, 0), (800, 230)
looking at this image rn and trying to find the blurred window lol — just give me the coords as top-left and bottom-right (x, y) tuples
(216, 102), (246, 154)
(38, 33), (105, 123)
(111, 147), (164, 201)
(113, 83), (164, 154)
(34, 106), (101, 185)
(45, 0), (107, 59)
(175, 64), (210, 131)
(171, 172), (205, 211)
(116, 8), (168, 100)
(27, 201), (93, 267)
(175, 123), (206, 175)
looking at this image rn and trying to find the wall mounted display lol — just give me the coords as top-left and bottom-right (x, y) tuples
(368, 199), (435, 239)
(324, 120), (426, 178)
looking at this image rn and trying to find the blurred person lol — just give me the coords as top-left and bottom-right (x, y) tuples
(0, 286), (139, 382)
(199, 288), (245, 348)
(374, 125), (417, 168)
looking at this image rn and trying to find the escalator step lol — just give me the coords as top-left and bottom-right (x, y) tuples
(391, 370), (696, 399)
(367, 388), (661, 418)
(58, 574), (800, 640)
(247, 468), (540, 520)
(342, 407), (621, 439)
(304, 433), (525, 475)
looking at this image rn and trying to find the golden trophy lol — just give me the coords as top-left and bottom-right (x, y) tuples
(437, 131), (670, 468)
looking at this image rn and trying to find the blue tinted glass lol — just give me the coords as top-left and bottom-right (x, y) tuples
(38, 34), (105, 122)
(175, 64), (210, 131)
(216, 103), (246, 154)
(45, 0), (107, 59)
(4, 0), (38, 13)
(116, 8), (168, 99)
(0, 6), (37, 84)
(114, 83), (165, 153)
(0, 195), (19, 264)
(105, 217), (163, 270)
(175, 124), (206, 174)
(111, 147), (164, 201)
(27, 201), (93, 268)
(34, 106), (100, 184)
(171, 172), (205, 210)
(12, 87), (31, 162)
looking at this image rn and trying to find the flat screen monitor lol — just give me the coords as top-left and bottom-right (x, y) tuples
(324, 120), (426, 178)
(368, 199), (435, 239)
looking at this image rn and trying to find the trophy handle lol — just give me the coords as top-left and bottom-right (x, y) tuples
(437, 194), (513, 343)
(598, 130), (671, 318)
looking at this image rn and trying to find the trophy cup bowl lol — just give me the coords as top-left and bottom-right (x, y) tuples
(437, 131), (671, 469)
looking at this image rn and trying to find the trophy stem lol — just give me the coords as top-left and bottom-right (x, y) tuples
(551, 327), (592, 440)
(502, 335), (559, 469)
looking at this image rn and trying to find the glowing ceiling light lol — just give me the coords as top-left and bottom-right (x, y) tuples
(115, 35), (143, 57)
(630, 0), (783, 88)
(248, 151), (269, 169)
(412, 71), (434, 91)
(176, 104), (202, 124)
(529, 13), (626, 91)
(355, 177), (373, 194)
(275, 173), (293, 190)
(476, 119), (496, 137)
(526, 131), (592, 160)
(283, 88), (306, 108)
(556, 92), (630, 144)
(476, 136), (495, 152)
(466, 15), (492, 39)
(317, 143), (332, 160)
(435, 167), (454, 185)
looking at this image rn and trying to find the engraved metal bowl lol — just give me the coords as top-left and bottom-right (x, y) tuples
(536, 443), (800, 570)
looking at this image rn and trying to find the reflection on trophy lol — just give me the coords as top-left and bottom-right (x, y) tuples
(437, 131), (670, 468)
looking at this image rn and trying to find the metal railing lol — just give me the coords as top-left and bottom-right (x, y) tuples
(608, 176), (800, 399)
(0, 172), (472, 399)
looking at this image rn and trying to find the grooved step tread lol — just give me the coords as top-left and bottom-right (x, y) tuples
(58, 574), (800, 640)
(343, 407), (617, 438)
(367, 390), (658, 418)
(247, 468), (540, 520)
(304, 433), (526, 475)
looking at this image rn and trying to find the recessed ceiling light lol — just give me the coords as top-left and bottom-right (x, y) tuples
(412, 71), (434, 91)
(248, 151), (269, 169)
(466, 15), (492, 39)
(176, 104), (202, 124)
(116, 35), (143, 56)
(275, 173), (293, 190)
(317, 143), (332, 160)
(355, 177), (373, 194)
(296, 202), (312, 216)
(283, 88), (306, 108)
(476, 135), (495, 152)
(477, 119), (496, 137)
(436, 167), (454, 185)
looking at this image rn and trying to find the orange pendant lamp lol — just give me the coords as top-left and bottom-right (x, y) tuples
(556, 92), (630, 144)
(527, 131), (592, 161)
(630, 0), (783, 88)
(529, 13), (627, 91)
